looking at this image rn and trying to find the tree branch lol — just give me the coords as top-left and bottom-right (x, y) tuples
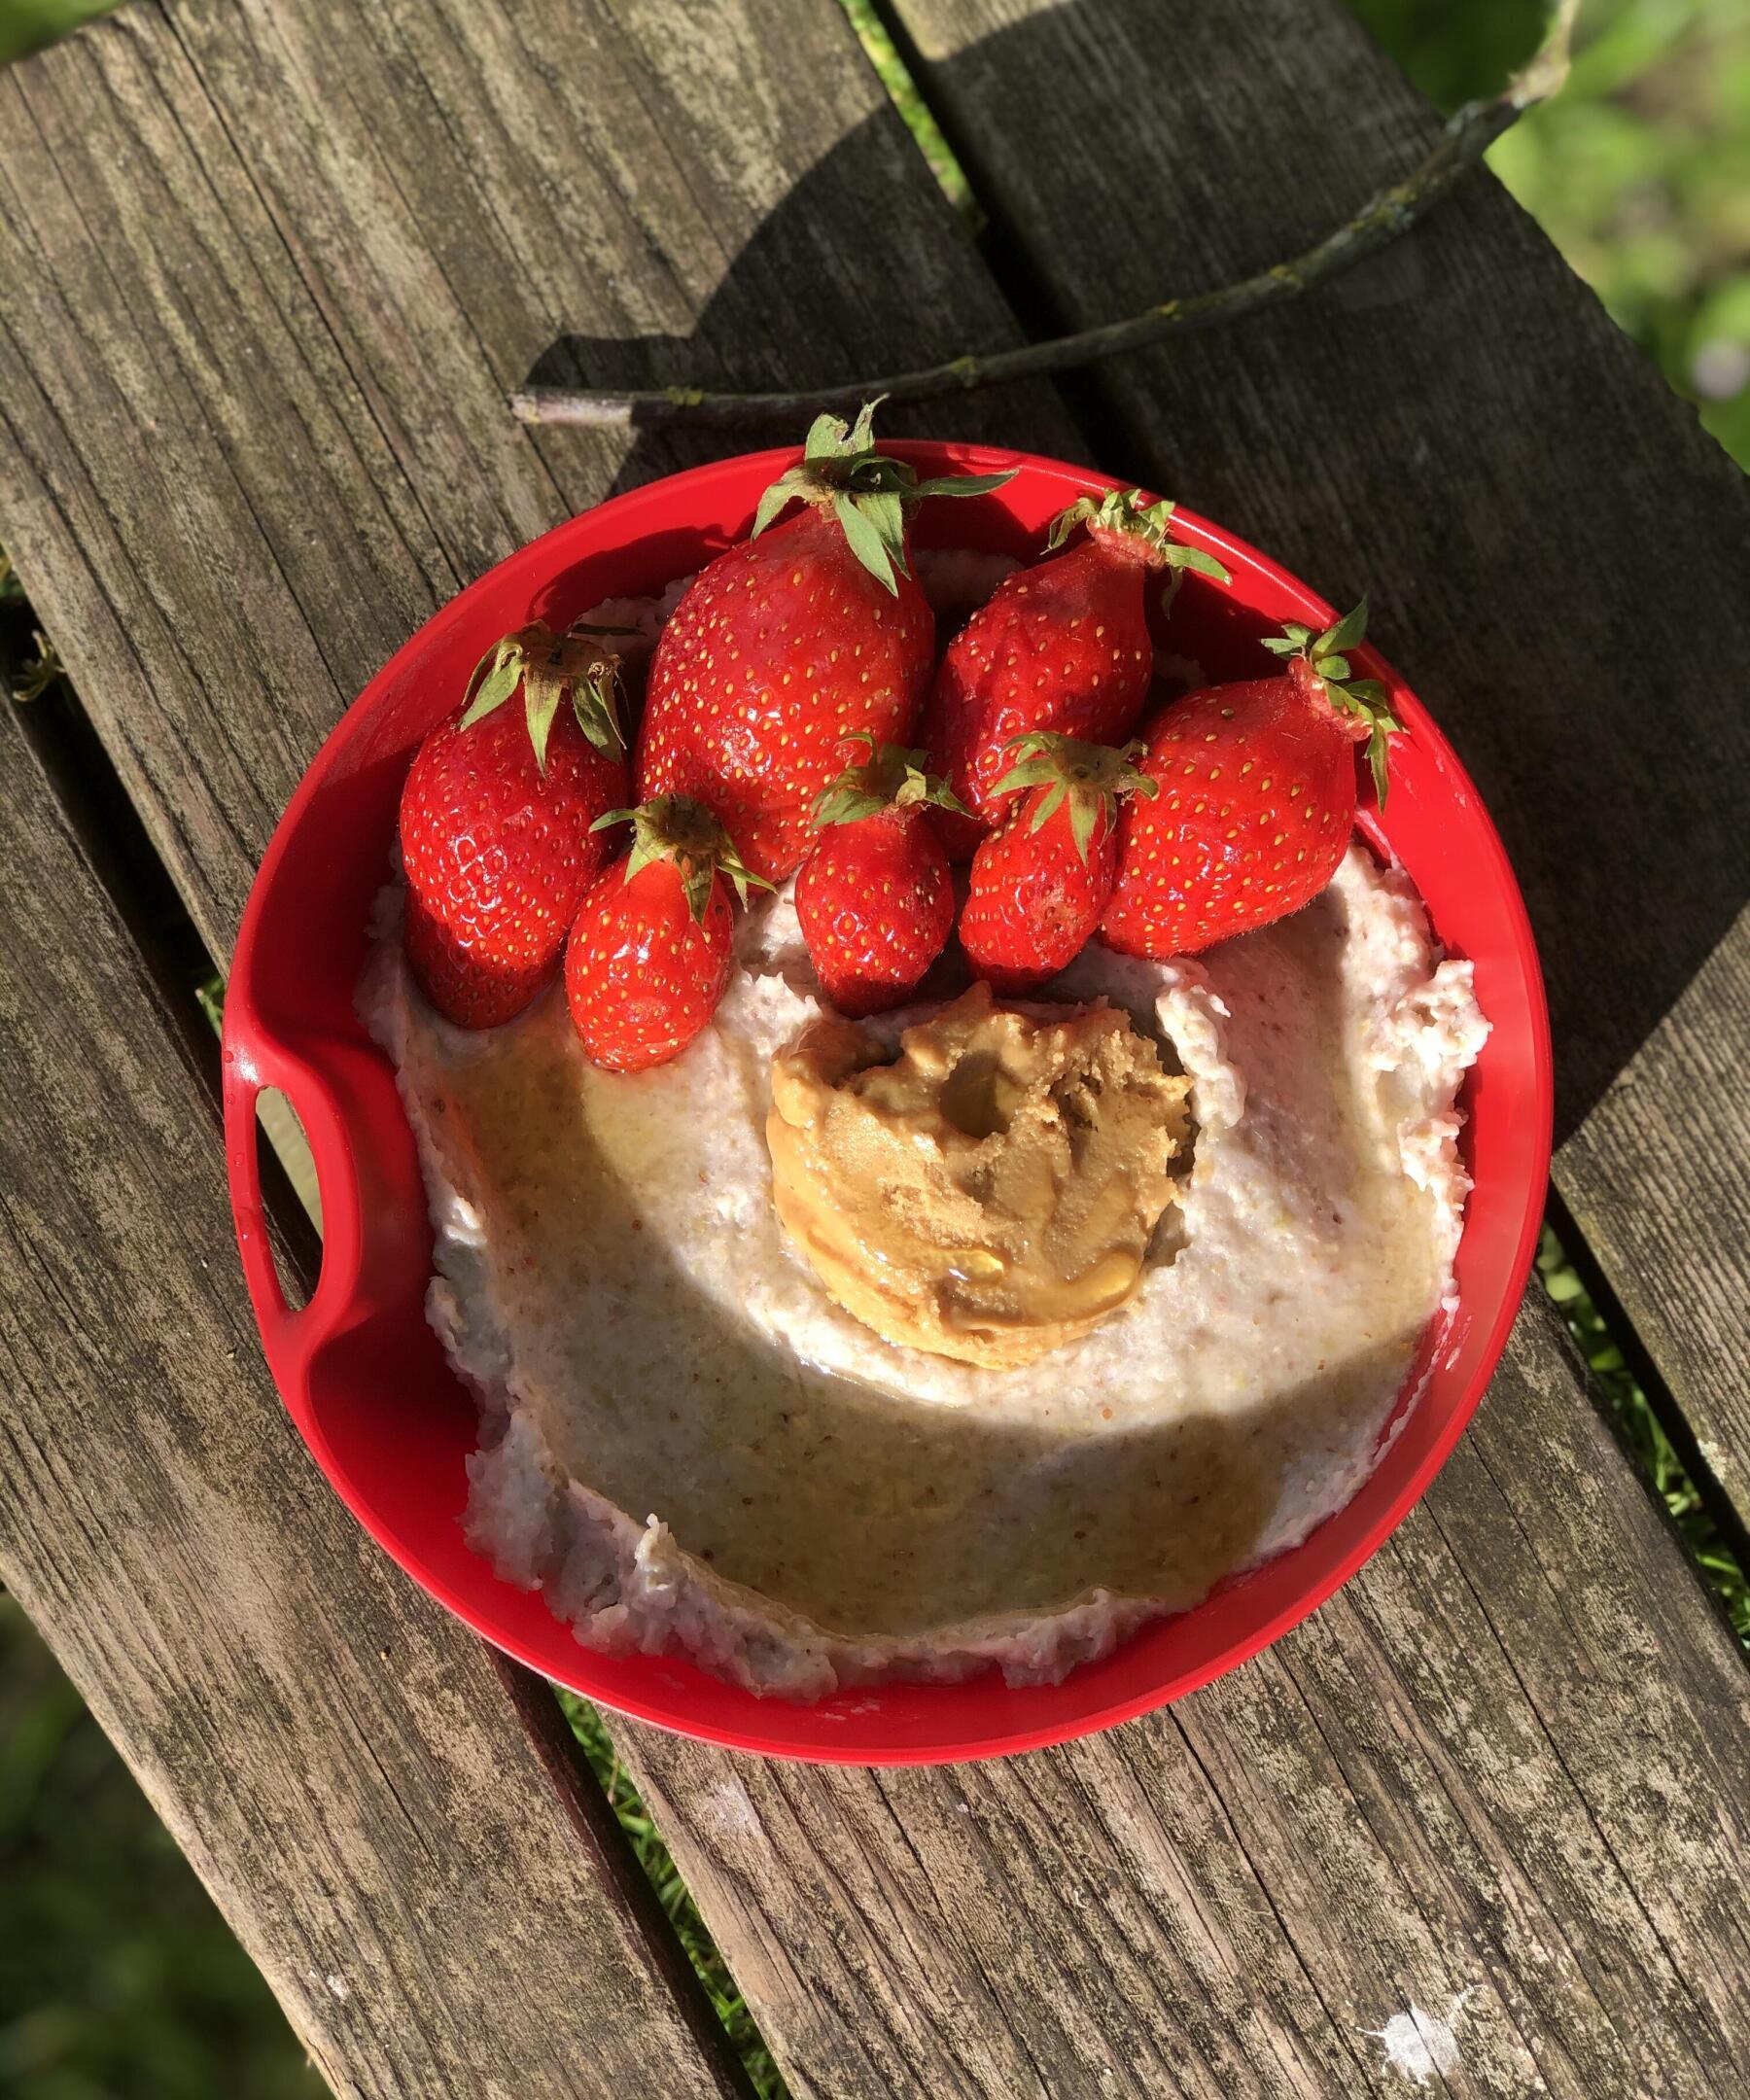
(509, 0), (1579, 432)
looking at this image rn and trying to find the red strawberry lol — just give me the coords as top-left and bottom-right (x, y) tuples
(1101, 601), (1400, 959)
(960, 733), (1155, 993)
(400, 620), (631, 1028)
(923, 488), (1228, 859)
(795, 735), (962, 1016)
(565, 795), (766, 1072)
(637, 402), (1009, 884)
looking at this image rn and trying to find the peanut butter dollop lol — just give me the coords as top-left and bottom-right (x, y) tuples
(766, 983), (1192, 1370)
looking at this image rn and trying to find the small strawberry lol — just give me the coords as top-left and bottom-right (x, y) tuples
(400, 619), (632, 1028)
(1101, 600), (1401, 959)
(960, 733), (1156, 993)
(565, 795), (767, 1072)
(636, 401), (1010, 884)
(795, 734), (963, 1016)
(922, 487), (1228, 859)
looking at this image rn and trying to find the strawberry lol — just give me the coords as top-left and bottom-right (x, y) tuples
(960, 733), (1155, 993)
(922, 487), (1228, 859)
(795, 735), (963, 1016)
(565, 795), (766, 1072)
(636, 402), (1009, 884)
(1101, 601), (1400, 959)
(400, 620), (631, 1028)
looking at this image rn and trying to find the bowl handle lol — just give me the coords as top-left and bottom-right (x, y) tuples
(222, 1027), (363, 1400)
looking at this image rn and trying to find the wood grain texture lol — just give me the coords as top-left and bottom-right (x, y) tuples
(616, 1283), (1750, 2100)
(1, 2), (1748, 2098)
(0, 0), (1080, 961)
(884, 0), (1750, 1529)
(0, 700), (744, 2100)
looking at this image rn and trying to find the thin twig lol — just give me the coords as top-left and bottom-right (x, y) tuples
(510, 0), (1579, 432)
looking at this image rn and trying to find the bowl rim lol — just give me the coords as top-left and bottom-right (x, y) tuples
(224, 439), (1554, 1764)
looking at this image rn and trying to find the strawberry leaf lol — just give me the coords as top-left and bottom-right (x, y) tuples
(1315, 599), (1368, 657)
(803, 411), (849, 463)
(1068, 788), (1098, 864)
(459, 648), (522, 727)
(571, 670), (625, 758)
(909, 472), (1017, 500)
(524, 672), (563, 775)
(1162, 542), (1233, 583)
(752, 466), (817, 539)
(814, 783), (892, 825)
(1342, 677), (1392, 711)
(1368, 723), (1392, 809)
(834, 490), (898, 593)
(991, 754), (1061, 798)
(846, 397), (883, 453)
(1316, 653), (1351, 683)
(815, 735), (964, 824)
(1030, 779), (1068, 833)
(856, 488), (911, 578)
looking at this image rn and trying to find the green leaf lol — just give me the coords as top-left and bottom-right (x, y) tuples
(814, 785), (890, 826)
(846, 398), (884, 453)
(1368, 724), (1392, 809)
(1030, 779), (1068, 833)
(677, 855), (715, 925)
(803, 411), (848, 462)
(572, 672), (625, 758)
(752, 467), (814, 539)
(459, 651), (521, 727)
(1316, 654), (1351, 683)
(590, 807), (636, 833)
(857, 488), (909, 577)
(1068, 790), (1098, 864)
(833, 490), (897, 593)
(1316, 598), (1368, 657)
(1342, 677), (1391, 710)
(909, 470), (1018, 499)
(523, 673), (563, 774)
(1163, 543), (1232, 583)
(990, 755), (1058, 799)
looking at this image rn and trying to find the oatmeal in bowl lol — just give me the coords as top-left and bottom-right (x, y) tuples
(226, 416), (1548, 1759)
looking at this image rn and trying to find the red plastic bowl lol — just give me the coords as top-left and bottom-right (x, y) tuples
(224, 442), (1552, 1765)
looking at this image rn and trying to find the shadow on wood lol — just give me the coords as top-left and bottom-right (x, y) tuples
(526, 0), (1748, 1156)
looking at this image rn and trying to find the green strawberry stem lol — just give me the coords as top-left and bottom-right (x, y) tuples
(991, 730), (1158, 865)
(591, 794), (773, 922)
(750, 398), (1015, 596)
(1046, 486), (1231, 588)
(1260, 597), (1404, 806)
(812, 730), (968, 827)
(459, 617), (634, 772)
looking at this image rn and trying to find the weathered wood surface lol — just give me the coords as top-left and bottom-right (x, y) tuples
(0, 0), (1077, 959)
(0, 702), (745, 2100)
(625, 1286), (1750, 2098)
(887, 0), (1750, 1533)
(1, 2), (1748, 2098)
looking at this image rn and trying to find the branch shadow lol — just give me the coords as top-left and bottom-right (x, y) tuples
(517, 0), (1748, 1151)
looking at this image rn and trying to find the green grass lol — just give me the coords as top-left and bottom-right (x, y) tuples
(1537, 1230), (1750, 1644)
(0, 1593), (323, 2100)
(558, 1697), (790, 2099)
(1358, 0), (1750, 467)
(0, 0), (114, 66)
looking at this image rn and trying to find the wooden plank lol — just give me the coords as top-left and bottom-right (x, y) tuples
(1, 4), (1748, 2099)
(882, 0), (1750, 1529)
(620, 1285), (1750, 2098)
(0, 0), (1079, 960)
(0, 701), (744, 2100)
